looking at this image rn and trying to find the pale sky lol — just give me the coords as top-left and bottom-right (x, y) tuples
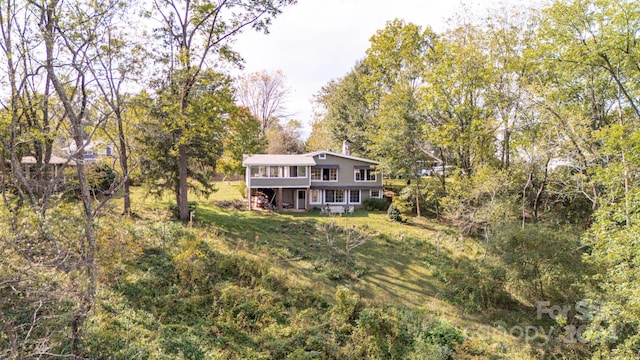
(231, 0), (520, 137)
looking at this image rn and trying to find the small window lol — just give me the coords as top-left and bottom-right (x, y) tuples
(324, 168), (337, 181)
(349, 190), (360, 204)
(355, 168), (376, 182)
(370, 189), (382, 199)
(319, 153), (326, 159)
(312, 167), (338, 181)
(311, 168), (322, 180)
(268, 166), (281, 177)
(325, 189), (345, 203)
(310, 189), (322, 204)
(292, 166), (307, 177)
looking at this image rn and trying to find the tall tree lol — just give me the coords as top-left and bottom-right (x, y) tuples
(0, 0), (68, 210)
(140, 70), (233, 201)
(39, 0), (116, 353)
(216, 105), (264, 178)
(152, 0), (296, 222)
(89, 15), (147, 215)
(265, 118), (304, 154)
(363, 20), (437, 216)
(314, 61), (375, 157)
(305, 116), (340, 152)
(236, 69), (290, 135)
(421, 22), (496, 177)
(484, 5), (538, 170)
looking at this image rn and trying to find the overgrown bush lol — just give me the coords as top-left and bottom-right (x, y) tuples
(0, 204), (88, 358)
(87, 162), (118, 194)
(492, 223), (586, 307)
(439, 166), (519, 236)
(439, 259), (512, 313)
(362, 197), (390, 211)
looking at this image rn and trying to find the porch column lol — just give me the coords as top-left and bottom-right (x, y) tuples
(278, 188), (283, 209)
(246, 166), (252, 210)
(306, 188), (310, 210)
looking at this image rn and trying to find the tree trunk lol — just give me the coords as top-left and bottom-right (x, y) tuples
(116, 113), (131, 215)
(439, 147), (446, 196)
(43, 4), (97, 354)
(532, 158), (550, 222)
(414, 175), (421, 217)
(68, 100), (97, 359)
(503, 128), (510, 170)
(178, 143), (189, 222)
(522, 170), (533, 230)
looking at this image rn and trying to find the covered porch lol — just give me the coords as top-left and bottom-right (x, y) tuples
(249, 187), (310, 211)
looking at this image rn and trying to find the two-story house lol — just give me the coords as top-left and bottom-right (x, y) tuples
(242, 150), (383, 211)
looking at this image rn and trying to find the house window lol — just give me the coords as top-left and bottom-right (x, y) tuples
(268, 166), (281, 177)
(289, 166), (307, 178)
(311, 167), (337, 181)
(355, 168), (376, 181)
(319, 153), (326, 159)
(311, 168), (321, 180)
(310, 189), (322, 204)
(370, 189), (382, 198)
(325, 189), (345, 203)
(349, 190), (360, 204)
(325, 168), (337, 181)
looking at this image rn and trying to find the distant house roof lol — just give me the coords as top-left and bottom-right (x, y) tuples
(61, 140), (94, 153)
(242, 154), (316, 167)
(21, 155), (75, 165)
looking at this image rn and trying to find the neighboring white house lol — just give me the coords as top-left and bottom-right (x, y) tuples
(61, 140), (113, 162)
(242, 149), (384, 211)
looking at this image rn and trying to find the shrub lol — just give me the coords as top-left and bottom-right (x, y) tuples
(169, 201), (198, 220)
(60, 162), (117, 197)
(362, 197), (390, 211)
(423, 319), (465, 348)
(387, 205), (402, 222)
(331, 287), (364, 325)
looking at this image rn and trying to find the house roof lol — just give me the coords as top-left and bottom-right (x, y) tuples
(21, 155), (75, 165)
(243, 151), (380, 167)
(242, 154), (316, 167)
(307, 151), (380, 165)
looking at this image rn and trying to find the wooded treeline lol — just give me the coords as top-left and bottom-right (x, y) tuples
(0, 0), (639, 358)
(308, 1), (640, 357)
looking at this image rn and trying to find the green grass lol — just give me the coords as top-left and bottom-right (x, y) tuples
(98, 182), (573, 358)
(124, 183), (511, 324)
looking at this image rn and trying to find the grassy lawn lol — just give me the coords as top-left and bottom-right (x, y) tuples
(91, 181), (547, 358)
(123, 182), (496, 329)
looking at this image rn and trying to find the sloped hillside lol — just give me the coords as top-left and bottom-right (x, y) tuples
(81, 182), (586, 359)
